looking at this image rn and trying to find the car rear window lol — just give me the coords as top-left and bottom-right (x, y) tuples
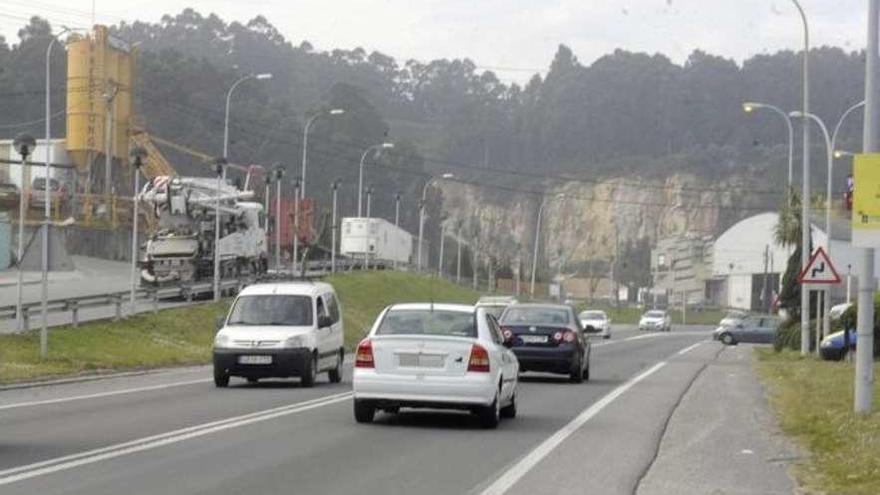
(376, 309), (476, 337)
(501, 307), (570, 325)
(645, 311), (666, 318)
(227, 295), (313, 326)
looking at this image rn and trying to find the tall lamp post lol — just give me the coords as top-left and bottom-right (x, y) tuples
(13, 133), (36, 335)
(301, 108), (344, 197)
(743, 102), (795, 187)
(273, 167), (283, 271)
(129, 146), (147, 316)
(292, 177), (301, 275)
(530, 193), (565, 297)
(358, 143), (394, 217)
(418, 173), (455, 271)
(331, 180), (340, 274)
(223, 73), (272, 172)
(789, 0), (812, 357)
(394, 193), (401, 227)
(212, 158), (226, 302)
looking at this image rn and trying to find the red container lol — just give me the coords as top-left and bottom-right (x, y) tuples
(269, 197), (315, 251)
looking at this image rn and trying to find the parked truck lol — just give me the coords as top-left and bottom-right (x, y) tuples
(340, 217), (413, 265)
(138, 175), (267, 285)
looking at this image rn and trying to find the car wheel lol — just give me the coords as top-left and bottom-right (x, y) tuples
(301, 353), (317, 388)
(569, 356), (585, 384)
(500, 390), (517, 419)
(383, 406), (400, 415)
(720, 333), (736, 345)
(582, 358), (591, 381)
(213, 369), (229, 388)
(328, 350), (343, 384)
(603, 334), (611, 340)
(247, 378), (259, 384)
(477, 390), (501, 429)
(354, 399), (375, 423)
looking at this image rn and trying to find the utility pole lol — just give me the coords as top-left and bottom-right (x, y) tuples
(129, 147), (146, 316)
(212, 159), (225, 302)
(331, 181), (339, 274)
(855, 0), (878, 414)
(274, 168), (282, 271)
(763, 244), (770, 313)
(438, 222), (445, 278)
(456, 226), (462, 285)
(13, 134), (35, 334)
(292, 178), (300, 275)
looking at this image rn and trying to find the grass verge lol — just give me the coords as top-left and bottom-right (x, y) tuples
(755, 349), (880, 495)
(0, 271), (478, 384)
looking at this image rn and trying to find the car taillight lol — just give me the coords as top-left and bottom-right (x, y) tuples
(553, 331), (563, 341)
(467, 344), (490, 373)
(501, 327), (513, 340)
(563, 330), (577, 343)
(355, 339), (374, 368)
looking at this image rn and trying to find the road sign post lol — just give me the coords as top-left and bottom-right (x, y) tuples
(797, 247), (841, 353)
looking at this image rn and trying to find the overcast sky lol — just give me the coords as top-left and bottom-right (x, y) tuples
(0, 0), (866, 83)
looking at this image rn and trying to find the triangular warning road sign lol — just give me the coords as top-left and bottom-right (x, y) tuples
(798, 247), (842, 284)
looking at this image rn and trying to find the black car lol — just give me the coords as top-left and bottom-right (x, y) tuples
(499, 303), (592, 383)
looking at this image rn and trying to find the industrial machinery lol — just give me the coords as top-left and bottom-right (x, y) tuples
(138, 175), (267, 285)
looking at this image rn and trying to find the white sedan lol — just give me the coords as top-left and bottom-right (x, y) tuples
(579, 310), (612, 339)
(352, 303), (519, 429)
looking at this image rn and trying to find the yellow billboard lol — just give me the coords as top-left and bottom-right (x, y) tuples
(66, 25), (133, 170)
(852, 153), (880, 247)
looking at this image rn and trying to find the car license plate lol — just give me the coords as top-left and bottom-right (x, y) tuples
(521, 335), (548, 344)
(398, 354), (445, 368)
(238, 355), (272, 365)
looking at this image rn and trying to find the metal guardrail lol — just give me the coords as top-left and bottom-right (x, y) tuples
(0, 277), (250, 331)
(0, 257), (400, 332)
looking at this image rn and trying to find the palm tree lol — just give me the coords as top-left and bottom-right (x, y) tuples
(774, 187), (801, 247)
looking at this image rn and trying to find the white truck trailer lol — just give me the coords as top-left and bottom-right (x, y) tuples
(340, 217), (413, 265)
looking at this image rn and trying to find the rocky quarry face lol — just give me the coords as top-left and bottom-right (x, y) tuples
(437, 173), (768, 272)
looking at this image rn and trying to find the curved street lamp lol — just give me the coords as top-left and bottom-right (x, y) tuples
(743, 101), (794, 187)
(530, 193), (565, 297)
(301, 108), (345, 197)
(357, 142), (394, 217)
(223, 73), (273, 167)
(418, 173), (455, 271)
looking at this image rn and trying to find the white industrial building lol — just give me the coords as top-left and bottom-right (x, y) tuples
(709, 212), (880, 310)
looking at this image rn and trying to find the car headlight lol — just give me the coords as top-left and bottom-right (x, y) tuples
(284, 335), (306, 348)
(214, 334), (230, 348)
(820, 338), (832, 348)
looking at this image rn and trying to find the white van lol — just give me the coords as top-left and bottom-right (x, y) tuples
(212, 281), (345, 387)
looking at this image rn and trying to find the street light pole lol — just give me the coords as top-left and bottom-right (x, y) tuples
(212, 159), (226, 302)
(438, 222), (446, 278)
(855, 0), (878, 415)
(13, 134), (36, 334)
(365, 186), (373, 218)
(530, 194), (564, 297)
(223, 73), (272, 176)
(358, 143), (393, 217)
(790, 0), (811, 357)
(743, 102), (795, 187)
(301, 108), (344, 198)
(129, 147), (147, 316)
(394, 193), (400, 227)
(293, 178), (300, 275)
(331, 181), (339, 274)
(791, 110), (833, 341)
(274, 168), (283, 271)
(456, 226), (462, 285)
(418, 173), (455, 271)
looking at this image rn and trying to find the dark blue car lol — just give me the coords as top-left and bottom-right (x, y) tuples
(819, 329), (857, 361)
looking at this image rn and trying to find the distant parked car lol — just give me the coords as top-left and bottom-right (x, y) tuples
(475, 295), (518, 319)
(499, 303), (591, 382)
(820, 329), (857, 361)
(578, 310), (611, 339)
(639, 310), (671, 332)
(713, 315), (780, 345)
(0, 182), (20, 211)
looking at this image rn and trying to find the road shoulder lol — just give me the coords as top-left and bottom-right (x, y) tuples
(636, 344), (799, 495)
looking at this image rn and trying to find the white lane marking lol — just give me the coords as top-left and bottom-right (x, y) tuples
(480, 339), (705, 495)
(592, 333), (660, 347)
(0, 391), (353, 486)
(479, 362), (666, 495)
(675, 342), (703, 356)
(0, 378), (212, 411)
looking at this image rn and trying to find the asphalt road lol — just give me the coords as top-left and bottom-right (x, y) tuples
(0, 326), (728, 495)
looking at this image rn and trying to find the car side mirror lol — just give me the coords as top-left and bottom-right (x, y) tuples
(318, 315), (333, 329)
(215, 315), (225, 330)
